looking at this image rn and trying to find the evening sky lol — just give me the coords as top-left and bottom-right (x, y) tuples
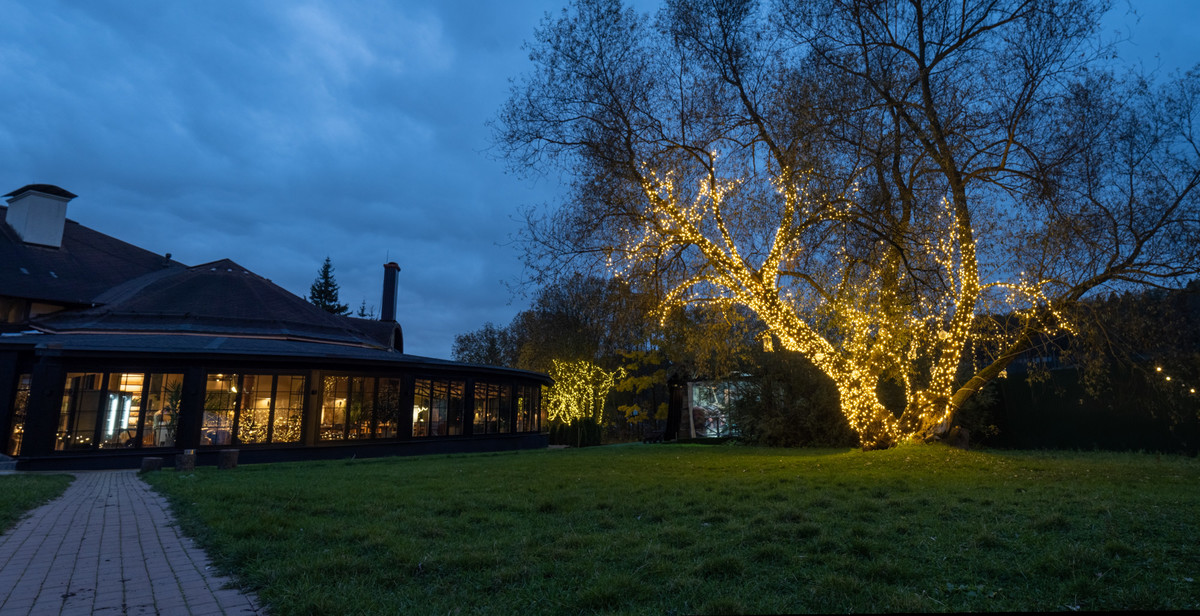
(0, 0), (1195, 357)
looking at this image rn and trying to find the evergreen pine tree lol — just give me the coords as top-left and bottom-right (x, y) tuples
(307, 256), (349, 315)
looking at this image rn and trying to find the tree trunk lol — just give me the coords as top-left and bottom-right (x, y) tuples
(834, 373), (900, 450)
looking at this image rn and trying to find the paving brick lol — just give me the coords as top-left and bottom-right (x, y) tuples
(187, 599), (223, 614)
(4, 586), (38, 602)
(125, 591), (155, 607)
(154, 596), (188, 612)
(0, 471), (262, 615)
(2, 598), (36, 614)
(29, 603), (64, 616)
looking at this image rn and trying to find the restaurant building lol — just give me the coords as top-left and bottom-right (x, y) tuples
(0, 185), (549, 470)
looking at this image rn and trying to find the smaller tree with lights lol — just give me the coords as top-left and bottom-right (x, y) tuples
(546, 359), (626, 446)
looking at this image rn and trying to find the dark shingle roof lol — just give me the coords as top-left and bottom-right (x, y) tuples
(346, 316), (404, 351)
(0, 205), (182, 305)
(32, 258), (401, 349)
(3, 184), (78, 200)
(0, 332), (550, 383)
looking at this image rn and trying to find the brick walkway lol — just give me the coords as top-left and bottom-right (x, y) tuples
(0, 470), (261, 615)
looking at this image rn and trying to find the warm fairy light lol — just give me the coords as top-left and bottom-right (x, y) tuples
(1153, 367), (1193, 393)
(608, 159), (1052, 449)
(546, 359), (625, 426)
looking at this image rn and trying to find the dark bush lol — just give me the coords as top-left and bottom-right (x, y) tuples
(729, 350), (856, 447)
(549, 418), (603, 447)
(994, 363), (1200, 454)
(951, 378), (1005, 447)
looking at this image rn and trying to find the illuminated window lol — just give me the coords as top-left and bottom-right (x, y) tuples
(473, 382), (512, 435)
(448, 381), (464, 436)
(56, 371), (182, 451)
(5, 374), (31, 456)
(99, 373), (144, 449)
(516, 387), (528, 432)
(539, 385), (548, 432)
(209, 372), (309, 446)
(429, 380), (447, 436)
(515, 385), (541, 433)
(375, 378), (403, 439)
(413, 379), (430, 437)
(204, 374), (238, 446)
(321, 376), (349, 440)
(57, 373), (103, 451)
(320, 375), (380, 441)
(498, 384), (511, 434)
(474, 383), (495, 434)
(413, 378), (465, 437)
(272, 375), (305, 443)
(346, 377), (375, 440)
(237, 375), (273, 444)
(142, 374), (183, 448)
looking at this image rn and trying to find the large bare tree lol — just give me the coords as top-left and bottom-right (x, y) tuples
(496, 0), (1200, 448)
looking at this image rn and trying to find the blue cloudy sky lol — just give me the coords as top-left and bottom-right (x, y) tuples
(1, 1), (1196, 358)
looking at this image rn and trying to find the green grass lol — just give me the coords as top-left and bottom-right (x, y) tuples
(143, 444), (1200, 614)
(0, 474), (73, 533)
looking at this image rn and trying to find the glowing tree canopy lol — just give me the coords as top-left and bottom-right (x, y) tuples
(498, 0), (1200, 448)
(546, 359), (625, 426)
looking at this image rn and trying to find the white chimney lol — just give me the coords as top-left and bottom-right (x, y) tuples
(3, 184), (77, 248)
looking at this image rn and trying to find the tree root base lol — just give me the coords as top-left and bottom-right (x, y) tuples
(921, 426), (970, 450)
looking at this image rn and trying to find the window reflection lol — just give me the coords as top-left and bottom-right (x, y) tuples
(142, 374), (182, 448)
(376, 378), (403, 439)
(413, 378), (465, 437)
(237, 375), (273, 444)
(36, 367), (545, 454)
(321, 376), (348, 440)
(208, 372), (308, 446)
(412, 379), (429, 438)
(57, 373), (102, 450)
(448, 381), (464, 436)
(473, 382), (512, 435)
(56, 371), (182, 451)
(347, 377), (375, 440)
(273, 375), (305, 443)
(6, 374), (31, 456)
(515, 385), (541, 433)
(204, 374), (238, 446)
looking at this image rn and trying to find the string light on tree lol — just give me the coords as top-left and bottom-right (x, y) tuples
(498, 0), (1200, 449)
(545, 359), (625, 427)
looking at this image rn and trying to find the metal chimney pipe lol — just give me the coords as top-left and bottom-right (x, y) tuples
(381, 262), (400, 322)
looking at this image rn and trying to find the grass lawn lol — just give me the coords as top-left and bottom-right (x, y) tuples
(144, 444), (1200, 614)
(0, 474), (73, 533)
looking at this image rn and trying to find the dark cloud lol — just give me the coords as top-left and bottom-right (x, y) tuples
(0, 0), (565, 356)
(0, 0), (1193, 356)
